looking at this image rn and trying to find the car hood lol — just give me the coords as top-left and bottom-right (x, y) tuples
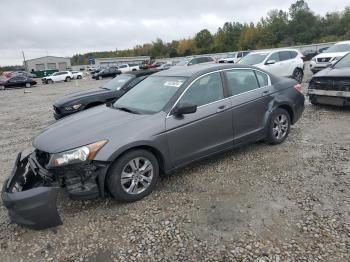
(314, 52), (348, 59)
(33, 105), (159, 153)
(53, 88), (114, 107)
(313, 67), (350, 78)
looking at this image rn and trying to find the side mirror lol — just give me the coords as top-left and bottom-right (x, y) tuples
(265, 59), (276, 65)
(173, 103), (197, 116)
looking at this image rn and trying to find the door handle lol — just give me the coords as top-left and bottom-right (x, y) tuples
(216, 105), (226, 113)
(262, 90), (270, 96)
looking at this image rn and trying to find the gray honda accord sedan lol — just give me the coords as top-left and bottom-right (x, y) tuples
(2, 64), (305, 229)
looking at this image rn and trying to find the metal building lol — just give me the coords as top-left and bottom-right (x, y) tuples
(24, 56), (71, 72)
(95, 56), (150, 67)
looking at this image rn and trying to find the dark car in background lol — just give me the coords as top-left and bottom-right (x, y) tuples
(0, 75), (37, 90)
(175, 56), (214, 66)
(53, 69), (159, 119)
(92, 67), (121, 80)
(1, 64), (304, 229)
(308, 52), (350, 106)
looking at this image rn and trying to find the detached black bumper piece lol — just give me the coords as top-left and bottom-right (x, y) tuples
(1, 153), (62, 230)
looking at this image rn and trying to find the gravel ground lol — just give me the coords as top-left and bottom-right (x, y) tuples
(0, 67), (349, 262)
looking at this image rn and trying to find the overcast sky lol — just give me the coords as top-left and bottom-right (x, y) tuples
(0, 0), (348, 66)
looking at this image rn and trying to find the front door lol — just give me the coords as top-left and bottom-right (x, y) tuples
(166, 72), (233, 167)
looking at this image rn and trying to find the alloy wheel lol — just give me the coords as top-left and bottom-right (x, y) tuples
(120, 157), (154, 195)
(272, 114), (289, 140)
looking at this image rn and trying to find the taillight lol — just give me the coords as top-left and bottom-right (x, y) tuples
(294, 84), (302, 93)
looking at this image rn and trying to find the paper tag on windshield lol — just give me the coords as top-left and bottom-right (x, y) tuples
(164, 80), (184, 87)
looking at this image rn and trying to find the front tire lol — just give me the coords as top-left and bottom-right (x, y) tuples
(65, 77), (71, 82)
(25, 83), (31, 88)
(47, 79), (53, 84)
(107, 150), (159, 202)
(98, 76), (103, 80)
(266, 108), (291, 145)
(77, 75), (82, 79)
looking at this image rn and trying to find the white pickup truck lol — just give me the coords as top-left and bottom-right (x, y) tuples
(117, 64), (139, 73)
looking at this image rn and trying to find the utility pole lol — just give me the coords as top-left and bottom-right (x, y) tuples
(22, 51), (27, 72)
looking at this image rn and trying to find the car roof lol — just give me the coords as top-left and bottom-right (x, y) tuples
(251, 48), (299, 54)
(124, 69), (160, 77)
(335, 41), (350, 45)
(153, 63), (258, 78)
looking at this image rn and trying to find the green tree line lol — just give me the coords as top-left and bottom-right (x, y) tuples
(71, 0), (350, 65)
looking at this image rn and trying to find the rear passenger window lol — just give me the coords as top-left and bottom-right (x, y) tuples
(289, 51), (298, 58)
(180, 72), (224, 107)
(279, 51), (291, 61)
(255, 71), (269, 87)
(225, 69), (260, 96)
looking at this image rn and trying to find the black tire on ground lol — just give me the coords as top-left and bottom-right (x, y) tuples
(47, 79), (53, 84)
(25, 83), (31, 88)
(292, 68), (304, 84)
(65, 77), (71, 82)
(107, 149), (159, 202)
(309, 95), (319, 105)
(266, 108), (291, 145)
(0, 85), (5, 90)
(98, 76), (102, 80)
(77, 75), (82, 79)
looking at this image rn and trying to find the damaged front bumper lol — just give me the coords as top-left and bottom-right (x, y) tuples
(1, 150), (109, 230)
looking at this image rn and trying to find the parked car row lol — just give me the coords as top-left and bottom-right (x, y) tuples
(310, 41), (350, 74)
(218, 51), (250, 63)
(0, 75), (37, 90)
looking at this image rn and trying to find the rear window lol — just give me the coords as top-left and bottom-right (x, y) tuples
(255, 71), (269, 87)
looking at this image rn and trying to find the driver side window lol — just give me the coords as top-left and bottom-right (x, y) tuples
(179, 72), (224, 107)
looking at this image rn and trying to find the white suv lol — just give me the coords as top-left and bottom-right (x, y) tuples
(219, 51), (250, 63)
(240, 49), (305, 83)
(310, 41), (350, 74)
(42, 71), (73, 84)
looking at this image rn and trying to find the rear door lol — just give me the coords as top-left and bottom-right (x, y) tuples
(278, 51), (293, 77)
(166, 72), (233, 167)
(224, 69), (273, 143)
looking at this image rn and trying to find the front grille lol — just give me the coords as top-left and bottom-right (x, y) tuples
(311, 77), (350, 92)
(35, 150), (51, 167)
(317, 57), (331, 63)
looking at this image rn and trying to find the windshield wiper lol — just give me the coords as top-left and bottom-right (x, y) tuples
(114, 106), (140, 114)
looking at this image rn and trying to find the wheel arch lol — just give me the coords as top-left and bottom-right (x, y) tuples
(277, 104), (294, 124)
(99, 143), (168, 197)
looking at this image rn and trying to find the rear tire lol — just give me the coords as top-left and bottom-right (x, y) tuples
(292, 68), (304, 84)
(107, 150), (159, 202)
(266, 108), (291, 145)
(77, 75), (82, 79)
(309, 95), (319, 105)
(65, 77), (71, 82)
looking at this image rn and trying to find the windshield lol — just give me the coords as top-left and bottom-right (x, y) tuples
(334, 53), (350, 68)
(52, 72), (59, 76)
(227, 53), (237, 58)
(324, 44), (350, 53)
(102, 74), (134, 90)
(176, 59), (190, 66)
(114, 76), (187, 114)
(239, 53), (268, 65)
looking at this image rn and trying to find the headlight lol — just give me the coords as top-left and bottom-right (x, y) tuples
(64, 104), (82, 111)
(48, 140), (107, 167)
